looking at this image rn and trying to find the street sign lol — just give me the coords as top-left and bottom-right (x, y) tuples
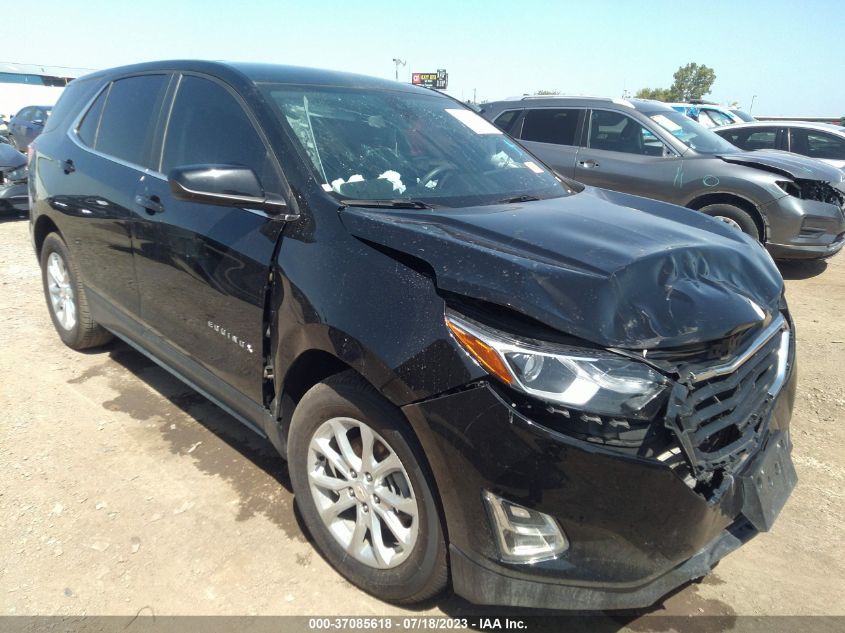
(411, 69), (448, 89)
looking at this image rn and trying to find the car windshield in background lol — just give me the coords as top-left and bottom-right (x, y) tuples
(649, 110), (739, 154)
(260, 85), (569, 207)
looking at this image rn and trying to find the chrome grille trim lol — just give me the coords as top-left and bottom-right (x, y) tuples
(689, 314), (787, 383)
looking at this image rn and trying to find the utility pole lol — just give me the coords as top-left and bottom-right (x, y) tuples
(392, 58), (406, 82)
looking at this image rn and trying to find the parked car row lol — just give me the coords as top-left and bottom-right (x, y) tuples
(480, 96), (845, 260)
(30, 60), (801, 611)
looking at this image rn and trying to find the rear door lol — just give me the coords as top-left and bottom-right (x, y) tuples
(133, 73), (287, 404)
(54, 74), (171, 317)
(574, 109), (681, 200)
(515, 107), (584, 177)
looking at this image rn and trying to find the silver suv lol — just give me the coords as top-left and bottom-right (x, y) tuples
(481, 97), (845, 260)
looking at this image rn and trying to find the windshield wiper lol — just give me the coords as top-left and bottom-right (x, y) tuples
(340, 199), (437, 209)
(498, 194), (541, 204)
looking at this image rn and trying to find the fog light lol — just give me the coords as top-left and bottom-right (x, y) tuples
(483, 491), (568, 563)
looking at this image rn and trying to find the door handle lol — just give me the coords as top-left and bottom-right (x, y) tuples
(61, 159), (75, 174)
(578, 159), (600, 168)
(134, 193), (165, 214)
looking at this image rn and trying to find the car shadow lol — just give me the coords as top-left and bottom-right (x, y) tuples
(93, 341), (737, 628)
(0, 210), (28, 223)
(777, 259), (828, 280)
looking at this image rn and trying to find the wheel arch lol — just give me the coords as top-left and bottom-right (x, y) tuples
(32, 215), (62, 260)
(686, 192), (768, 241)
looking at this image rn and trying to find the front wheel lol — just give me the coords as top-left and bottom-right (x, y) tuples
(699, 203), (760, 241)
(40, 232), (113, 350)
(288, 371), (448, 604)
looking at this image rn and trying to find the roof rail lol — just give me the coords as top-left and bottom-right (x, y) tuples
(518, 95), (635, 108)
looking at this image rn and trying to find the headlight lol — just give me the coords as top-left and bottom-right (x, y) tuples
(3, 165), (27, 182)
(445, 312), (669, 420)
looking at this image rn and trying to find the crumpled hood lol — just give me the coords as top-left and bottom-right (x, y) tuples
(0, 144), (26, 171)
(719, 149), (845, 185)
(340, 187), (784, 349)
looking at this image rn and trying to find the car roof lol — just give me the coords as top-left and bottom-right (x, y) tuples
(77, 59), (433, 95)
(481, 95), (675, 114)
(716, 120), (845, 133)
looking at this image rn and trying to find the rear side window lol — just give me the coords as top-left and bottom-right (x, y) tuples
(95, 74), (169, 168)
(520, 109), (581, 146)
(493, 109), (521, 134)
(43, 78), (100, 134)
(77, 88), (107, 147)
(161, 75), (278, 190)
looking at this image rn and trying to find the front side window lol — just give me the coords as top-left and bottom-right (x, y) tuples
(261, 85), (569, 207)
(95, 74), (169, 168)
(520, 108), (581, 146)
(649, 110), (739, 154)
(588, 110), (665, 156)
(161, 75), (278, 190)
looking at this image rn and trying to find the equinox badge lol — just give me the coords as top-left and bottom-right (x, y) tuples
(208, 320), (254, 353)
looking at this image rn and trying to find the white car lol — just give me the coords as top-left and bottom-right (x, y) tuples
(715, 120), (845, 170)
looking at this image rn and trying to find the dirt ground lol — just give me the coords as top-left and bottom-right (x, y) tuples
(1, 213), (843, 625)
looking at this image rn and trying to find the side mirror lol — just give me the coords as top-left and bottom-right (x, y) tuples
(168, 164), (294, 216)
(32, 119), (44, 126)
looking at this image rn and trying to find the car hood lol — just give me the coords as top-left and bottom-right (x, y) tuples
(719, 149), (845, 184)
(340, 187), (784, 349)
(0, 143), (26, 170)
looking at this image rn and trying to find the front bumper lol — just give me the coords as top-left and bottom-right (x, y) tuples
(402, 366), (796, 610)
(765, 195), (845, 260)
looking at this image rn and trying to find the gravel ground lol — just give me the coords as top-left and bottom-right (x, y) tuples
(1, 214), (843, 626)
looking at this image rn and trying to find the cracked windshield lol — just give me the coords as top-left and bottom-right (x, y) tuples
(262, 85), (569, 207)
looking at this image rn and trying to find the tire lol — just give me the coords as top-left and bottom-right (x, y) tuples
(288, 371), (448, 604)
(40, 232), (113, 350)
(699, 203), (760, 241)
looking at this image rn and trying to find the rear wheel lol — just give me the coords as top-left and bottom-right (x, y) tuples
(700, 203), (760, 241)
(288, 371), (448, 604)
(40, 233), (113, 350)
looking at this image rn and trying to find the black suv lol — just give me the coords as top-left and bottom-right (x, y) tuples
(30, 61), (797, 609)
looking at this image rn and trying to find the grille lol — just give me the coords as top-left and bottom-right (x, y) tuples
(666, 315), (790, 478)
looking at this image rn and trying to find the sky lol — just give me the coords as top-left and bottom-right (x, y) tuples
(11, 0), (844, 116)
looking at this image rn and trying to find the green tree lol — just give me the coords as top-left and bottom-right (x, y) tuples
(634, 63), (717, 102)
(635, 87), (673, 101)
(669, 63), (716, 101)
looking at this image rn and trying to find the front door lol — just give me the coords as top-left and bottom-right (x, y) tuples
(133, 74), (287, 404)
(574, 109), (682, 202)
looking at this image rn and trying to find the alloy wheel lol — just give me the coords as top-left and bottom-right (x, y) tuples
(307, 416), (419, 569)
(47, 252), (77, 331)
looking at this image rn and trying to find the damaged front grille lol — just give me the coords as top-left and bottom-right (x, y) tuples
(778, 179), (845, 213)
(664, 314), (791, 494)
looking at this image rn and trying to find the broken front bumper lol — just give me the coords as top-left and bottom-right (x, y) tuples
(765, 195), (845, 260)
(401, 364), (797, 610)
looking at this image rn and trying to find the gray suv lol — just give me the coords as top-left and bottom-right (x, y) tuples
(481, 97), (845, 260)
